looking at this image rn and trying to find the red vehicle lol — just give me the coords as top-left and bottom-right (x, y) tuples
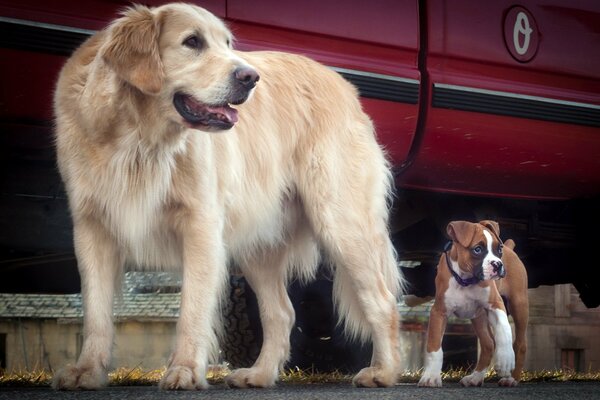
(1, 0), (599, 369)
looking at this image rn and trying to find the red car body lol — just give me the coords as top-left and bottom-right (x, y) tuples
(0, 0), (599, 304)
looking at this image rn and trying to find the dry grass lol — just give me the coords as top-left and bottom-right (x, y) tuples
(1, 366), (599, 387)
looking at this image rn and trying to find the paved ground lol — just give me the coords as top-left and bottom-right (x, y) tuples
(1, 382), (600, 400)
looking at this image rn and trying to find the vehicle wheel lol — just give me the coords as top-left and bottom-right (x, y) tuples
(287, 277), (372, 373)
(220, 273), (372, 372)
(221, 275), (262, 368)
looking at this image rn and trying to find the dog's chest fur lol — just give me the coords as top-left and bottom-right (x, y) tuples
(443, 280), (491, 319)
(90, 139), (187, 269)
(85, 133), (294, 270)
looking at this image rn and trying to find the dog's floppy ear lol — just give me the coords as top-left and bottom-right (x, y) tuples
(447, 221), (477, 248)
(479, 220), (500, 239)
(101, 5), (164, 95)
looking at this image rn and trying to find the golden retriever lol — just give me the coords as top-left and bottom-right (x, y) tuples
(51, 2), (403, 390)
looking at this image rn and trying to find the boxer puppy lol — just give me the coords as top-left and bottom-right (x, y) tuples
(418, 220), (528, 387)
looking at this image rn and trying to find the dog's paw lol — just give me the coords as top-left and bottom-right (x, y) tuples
(159, 365), (208, 390)
(225, 367), (278, 388)
(459, 371), (485, 387)
(418, 372), (442, 388)
(498, 377), (518, 387)
(51, 364), (107, 390)
(352, 366), (396, 388)
(494, 348), (515, 378)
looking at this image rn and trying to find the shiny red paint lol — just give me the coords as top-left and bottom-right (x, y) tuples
(399, 108), (600, 199)
(1, 0), (599, 200)
(401, 0), (600, 199)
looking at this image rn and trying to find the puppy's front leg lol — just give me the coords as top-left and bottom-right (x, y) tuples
(52, 219), (121, 390)
(460, 312), (494, 387)
(160, 215), (227, 390)
(418, 304), (447, 388)
(488, 304), (515, 383)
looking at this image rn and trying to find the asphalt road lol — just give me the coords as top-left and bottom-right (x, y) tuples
(1, 382), (600, 400)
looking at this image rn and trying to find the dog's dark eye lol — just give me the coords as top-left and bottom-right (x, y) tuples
(471, 245), (484, 256)
(183, 35), (203, 50)
(498, 245), (503, 256)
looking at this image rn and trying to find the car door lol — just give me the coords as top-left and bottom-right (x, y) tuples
(401, 0), (600, 199)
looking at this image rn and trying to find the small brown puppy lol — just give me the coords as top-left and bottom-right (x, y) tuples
(418, 220), (528, 387)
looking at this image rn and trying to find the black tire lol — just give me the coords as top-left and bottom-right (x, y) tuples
(221, 275), (262, 368)
(287, 277), (372, 373)
(220, 272), (371, 372)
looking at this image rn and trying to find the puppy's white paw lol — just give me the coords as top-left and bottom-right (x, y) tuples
(498, 377), (518, 387)
(459, 370), (485, 387)
(494, 347), (515, 378)
(51, 364), (107, 390)
(352, 366), (396, 388)
(159, 365), (208, 390)
(418, 371), (442, 388)
(225, 367), (277, 388)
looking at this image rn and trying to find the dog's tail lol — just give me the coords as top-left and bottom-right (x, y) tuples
(504, 238), (516, 250)
(332, 235), (404, 343)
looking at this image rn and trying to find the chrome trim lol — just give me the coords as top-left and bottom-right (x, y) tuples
(331, 66), (419, 85)
(0, 16), (96, 36)
(435, 83), (600, 111)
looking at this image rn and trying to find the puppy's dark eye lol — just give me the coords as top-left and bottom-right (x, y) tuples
(498, 245), (503, 256)
(471, 245), (483, 256)
(183, 35), (203, 49)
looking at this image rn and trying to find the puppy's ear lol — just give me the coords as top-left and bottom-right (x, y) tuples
(447, 221), (477, 248)
(479, 220), (500, 238)
(101, 5), (163, 95)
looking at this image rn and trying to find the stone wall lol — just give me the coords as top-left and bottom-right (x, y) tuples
(0, 318), (176, 372)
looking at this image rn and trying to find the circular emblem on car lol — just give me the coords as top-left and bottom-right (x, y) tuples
(504, 6), (539, 62)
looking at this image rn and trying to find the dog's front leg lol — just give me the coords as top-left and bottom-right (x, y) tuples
(52, 219), (121, 390)
(460, 311), (494, 387)
(418, 304), (447, 387)
(487, 304), (515, 384)
(160, 216), (227, 390)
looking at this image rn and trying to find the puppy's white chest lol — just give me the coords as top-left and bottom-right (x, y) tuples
(444, 281), (490, 319)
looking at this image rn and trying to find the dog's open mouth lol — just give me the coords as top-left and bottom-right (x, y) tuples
(173, 92), (238, 130)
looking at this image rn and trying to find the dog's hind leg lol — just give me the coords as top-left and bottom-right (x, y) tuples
(225, 247), (296, 388)
(52, 219), (122, 390)
(502, 296), (528, 386)
(298, 168), (402, 387)
(322, 222), (401, 387)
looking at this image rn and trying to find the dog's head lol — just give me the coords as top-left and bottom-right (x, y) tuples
(446, 220), (505, 281)
(100, 3), (259, 132)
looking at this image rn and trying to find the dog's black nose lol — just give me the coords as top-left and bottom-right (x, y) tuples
(491, 260), (504, 276)
(234, 66), (260, 90)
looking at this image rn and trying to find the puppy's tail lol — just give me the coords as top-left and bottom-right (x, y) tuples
(504, 238), (516, 250)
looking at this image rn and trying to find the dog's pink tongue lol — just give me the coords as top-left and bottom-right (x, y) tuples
(182, 95), (239, 125)
(210, 105), (238, 124)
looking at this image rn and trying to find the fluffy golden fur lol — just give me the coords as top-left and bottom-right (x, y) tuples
(52, 2), (403, 390)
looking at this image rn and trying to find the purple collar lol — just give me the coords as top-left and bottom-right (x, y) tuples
(444, 241), (482, 287)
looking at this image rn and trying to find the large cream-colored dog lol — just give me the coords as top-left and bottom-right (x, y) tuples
(52, 2), (403, 391)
